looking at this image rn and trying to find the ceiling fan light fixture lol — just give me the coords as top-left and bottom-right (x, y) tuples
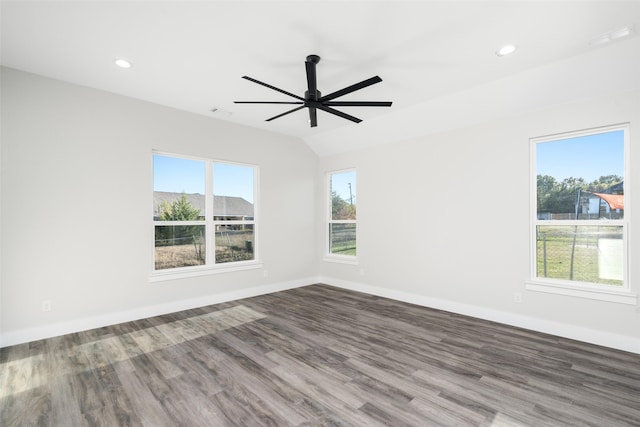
(114, 58), (132, 69)
(496, 44), (517, 57)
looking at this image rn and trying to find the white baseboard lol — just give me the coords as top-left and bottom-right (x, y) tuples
(4, 276), (638, 355)
(0, 277), (316, 348)
(319, 276), (640, 355)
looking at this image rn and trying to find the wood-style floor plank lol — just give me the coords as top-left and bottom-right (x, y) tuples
(2, 284), (639, 426)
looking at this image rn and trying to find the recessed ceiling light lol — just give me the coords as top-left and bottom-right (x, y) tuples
(496, 44), (517, 57)
(114, 58), (132, 69)
(611, 26), (633, 40)
(589, 26), (634, 47)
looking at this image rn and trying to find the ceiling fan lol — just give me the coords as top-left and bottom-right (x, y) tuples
(234, 55), (392, 127)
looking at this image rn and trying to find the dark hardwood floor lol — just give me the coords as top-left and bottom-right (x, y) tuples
(2, 284), (639, 426)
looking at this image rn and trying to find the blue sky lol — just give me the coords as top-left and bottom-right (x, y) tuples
(155, 130), (621, 205)
(536, 130), (624, 182)
(153, 155), (254, 203)
(154, 155), (358, 205)
(331, 170), (356, 204)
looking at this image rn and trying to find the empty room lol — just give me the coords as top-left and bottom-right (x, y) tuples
(1, 1), (639, 426)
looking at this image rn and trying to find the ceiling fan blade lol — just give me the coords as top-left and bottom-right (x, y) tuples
(316, 105), (362, 123)
(319, 76), (383, 102)
(265, 105), (306, 122)
(234, 101), (304, 104)
(308, 107), (318, 127)
(323, 101), (392, 107)
(242, 76), (305, 101)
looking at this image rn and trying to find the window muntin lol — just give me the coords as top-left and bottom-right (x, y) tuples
(328, 170), (356, 257)
(153, 153), (257, 272)
(531, 125), (627, 290)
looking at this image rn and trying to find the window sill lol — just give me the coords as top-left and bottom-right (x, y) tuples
(150, 261), (263, 282)
(525, 280), (637, 305)
(323, 255), (358, 265)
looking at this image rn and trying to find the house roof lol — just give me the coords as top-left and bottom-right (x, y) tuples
(593, 193), (624, 210)
(606, 181), (624, 194)
(153, 192), (253, 218)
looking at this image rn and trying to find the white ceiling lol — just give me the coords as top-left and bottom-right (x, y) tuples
(2, 1), (639, 156)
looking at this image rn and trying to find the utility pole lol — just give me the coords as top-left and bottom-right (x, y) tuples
(348, 182), (353, 206)
(570, 188), (581, 280)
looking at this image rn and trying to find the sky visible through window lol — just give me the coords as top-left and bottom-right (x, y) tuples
(536, 130), (624, 182)
(153, 154), (254, 203)
(332, 170), (356, 204)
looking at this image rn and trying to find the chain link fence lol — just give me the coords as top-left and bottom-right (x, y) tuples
(536, 225), (623, 285)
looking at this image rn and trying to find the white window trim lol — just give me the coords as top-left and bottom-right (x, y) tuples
(150, 151), (261, 281)
(528, 123), (636, 304)
(525, 280), (636, 305)
(324, 168), (358, 265)
(149, 261), (263, 282)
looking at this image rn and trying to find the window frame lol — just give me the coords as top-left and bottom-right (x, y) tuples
(150, 151), (261, 281)
(526, 123), (636, 304)
(324, 168), (358, 265)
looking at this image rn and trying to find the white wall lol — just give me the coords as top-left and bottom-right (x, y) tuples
(0, 67), (318, 346)
(3, 38), (640, 354)
(318, 88), (640, 353)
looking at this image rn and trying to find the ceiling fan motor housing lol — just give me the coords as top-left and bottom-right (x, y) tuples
(305, 90), (321, 102)
(306, 54), (321, 64)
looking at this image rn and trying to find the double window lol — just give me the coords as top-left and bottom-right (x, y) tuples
(152, 153), (258, 276)
(529, 124), (634, 304)
(326, 169), (357, 262)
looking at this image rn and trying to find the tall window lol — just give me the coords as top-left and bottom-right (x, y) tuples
(153, 153), (257, 273)
(530, 124), (631, 302)
(327, 169), (357, 259)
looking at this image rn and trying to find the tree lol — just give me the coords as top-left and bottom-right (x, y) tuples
(555, 176), (586, 214)
(589, 175), (623, 193)
(537, 174), (623, 215)
(537, 175), (557, 214)
(155, 195), (204, 261)
(331, 191), (356, 220)
(159, 194), (201, 221)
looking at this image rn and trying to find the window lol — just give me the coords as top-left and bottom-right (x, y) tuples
(326, 169), (357, 262)
(152, 153), (258, 277)
(528, 124), (634, 304)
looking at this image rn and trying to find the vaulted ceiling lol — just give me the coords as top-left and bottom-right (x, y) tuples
(2, 1), (639, 155)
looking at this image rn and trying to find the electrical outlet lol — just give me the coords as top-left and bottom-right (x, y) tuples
(359, 268), (365, 276)
(42, 300), (52, 312)
(513, 293), (523, 303)
(263, 269), (268, 278)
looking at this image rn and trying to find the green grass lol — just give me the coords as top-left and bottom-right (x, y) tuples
(536, 225), (622, 286)
(330, 225), (356, 256)
(331, 242), (356, 256)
